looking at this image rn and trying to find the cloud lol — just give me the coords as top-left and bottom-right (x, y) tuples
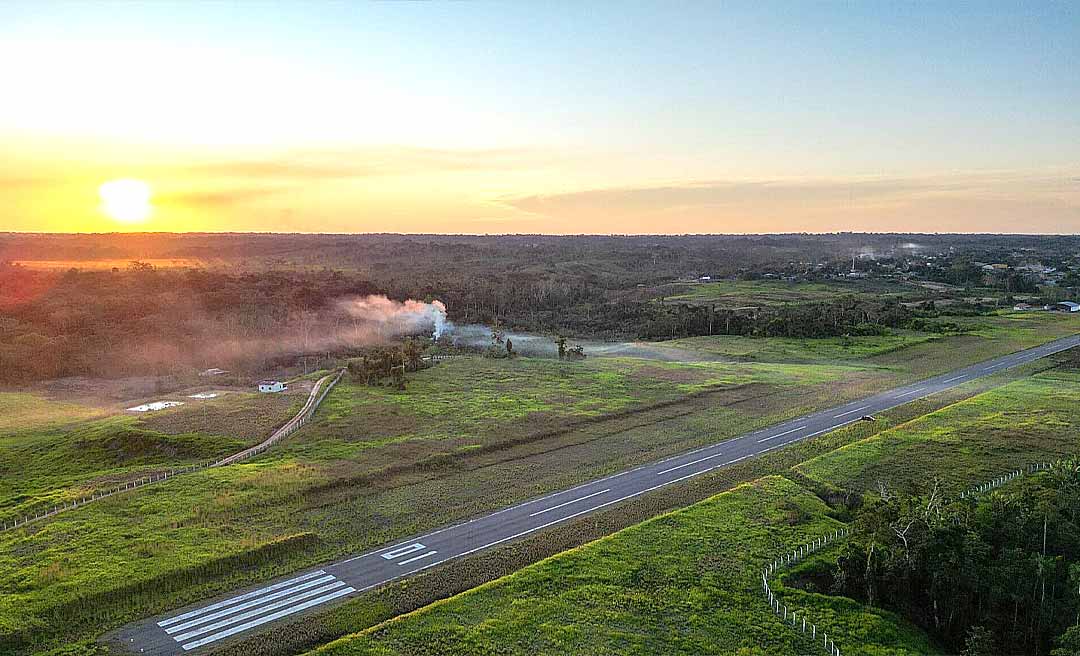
(184, 146), (553, 182)
(499, 171), (1080, 234)
(158, 187), (287, 208)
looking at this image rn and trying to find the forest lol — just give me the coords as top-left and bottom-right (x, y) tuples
(0, 232), (1075, 383)
(822, 467), (1080, 655)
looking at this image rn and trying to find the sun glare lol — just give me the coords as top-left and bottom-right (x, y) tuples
(99, 179), (152, 223)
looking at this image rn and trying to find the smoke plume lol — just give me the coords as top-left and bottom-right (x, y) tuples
(337, 295), (448, 339)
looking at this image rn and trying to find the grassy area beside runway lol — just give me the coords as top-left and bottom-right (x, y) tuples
(795, 363), (1080, 495)
(298, 350), (1080, 656)
(3, 313), (1079, 654)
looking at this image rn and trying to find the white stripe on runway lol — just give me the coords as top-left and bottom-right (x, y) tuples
(756, 425), (807, 444)
(528, 489), (610, 517)
(833, 405), (870, 418)
(942, 375), (966, 383)
(180, 586), (356, 651)
(165, 575), (338, 634)
(158, 570), (326, 628)
(657, 450), (728, 475)
(381, 543), (426, 560)
(172, 580), (347, 642)
(398, 550), (438, 566)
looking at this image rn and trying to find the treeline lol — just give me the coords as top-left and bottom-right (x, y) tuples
(637, 297), (913, 340)
(830, 467), (1080, 655)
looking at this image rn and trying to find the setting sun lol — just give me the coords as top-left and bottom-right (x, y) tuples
(99, 179), (152, 223)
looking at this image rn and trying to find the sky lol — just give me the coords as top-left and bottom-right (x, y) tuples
(1, 1), (1078, 235)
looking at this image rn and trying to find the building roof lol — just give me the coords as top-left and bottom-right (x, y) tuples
(258, 380), (284, 385)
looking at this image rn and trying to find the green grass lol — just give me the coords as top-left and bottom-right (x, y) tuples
(0, 391), (299, 518)
(664, 278), (916, 306)
(795, 369), (1080, 495)
(0, 393), (107, 434)
(666, 331), (938, 363)
(2, 313), (1078, 653)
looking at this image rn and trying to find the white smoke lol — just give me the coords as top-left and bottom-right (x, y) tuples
(337, 295), (448, 339)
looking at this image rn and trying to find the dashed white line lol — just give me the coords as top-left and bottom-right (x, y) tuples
(528, 489), (610, 517)
(942, 375), (966, 383)
(833, 405), (870, 418)
(397, 550), (437, 566)
(656, 451), (727, 475)
(756, 425), (807, 444)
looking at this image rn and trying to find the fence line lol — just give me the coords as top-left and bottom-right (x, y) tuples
(761, 527), (851, 656)
(759, 459), (1071, 655)
(1, 368), (346, 532)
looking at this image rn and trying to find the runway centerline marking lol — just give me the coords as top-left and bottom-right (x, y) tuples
(756, 425), (807, 444)
(833, 405), (871, 418)
(656, 451), (729, 475)
(942, 375), (966, 383)
(528, 489), (610, 517)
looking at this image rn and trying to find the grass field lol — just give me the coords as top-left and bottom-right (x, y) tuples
(795, 369), (1080, 495)
(2, 313), (1079, 654)
(0, 391), (299, 519)
(663, 278), (917, 306)
(306, 347), (1080, 656)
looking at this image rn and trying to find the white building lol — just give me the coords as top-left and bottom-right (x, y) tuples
(258, 380), (287, 393)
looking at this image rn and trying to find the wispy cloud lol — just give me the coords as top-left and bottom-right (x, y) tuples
(500, 171), (1080, 233)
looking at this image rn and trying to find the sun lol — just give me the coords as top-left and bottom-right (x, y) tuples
(99, 179), (153, 223)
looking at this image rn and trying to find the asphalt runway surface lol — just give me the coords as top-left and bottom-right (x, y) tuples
(113, 334), (1080, 654)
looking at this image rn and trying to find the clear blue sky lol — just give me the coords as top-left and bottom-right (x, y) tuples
(1, 1), (1077, 233)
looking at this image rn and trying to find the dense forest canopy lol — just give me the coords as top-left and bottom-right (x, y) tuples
(0, 233), (1077, 383)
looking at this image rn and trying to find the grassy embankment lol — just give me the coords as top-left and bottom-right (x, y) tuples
(307, 353), (1080, 656)
(0, 392), (299, 518)
(1, 312), (1078, 654)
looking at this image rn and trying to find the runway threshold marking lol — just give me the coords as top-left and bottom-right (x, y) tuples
(155, 571), (355, 652)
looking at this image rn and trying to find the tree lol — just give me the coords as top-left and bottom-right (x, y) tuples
(962, 626), (996, 656)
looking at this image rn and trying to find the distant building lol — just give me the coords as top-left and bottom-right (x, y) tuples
(1050, 301), (1080, 313)
(1013, 303), (1035, 311)
(698, 275), (712, 282)
(258, 380), (287, 393)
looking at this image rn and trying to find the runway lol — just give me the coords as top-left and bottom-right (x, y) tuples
(113, 334), (1080, 654)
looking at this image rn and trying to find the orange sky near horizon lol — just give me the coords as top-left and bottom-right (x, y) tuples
(1, 2), (1077, 235)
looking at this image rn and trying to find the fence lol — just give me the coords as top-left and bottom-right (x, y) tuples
(759, 459), (1072, 655)
(1, 368), (346, 532)
(761, 528), (851, 656)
